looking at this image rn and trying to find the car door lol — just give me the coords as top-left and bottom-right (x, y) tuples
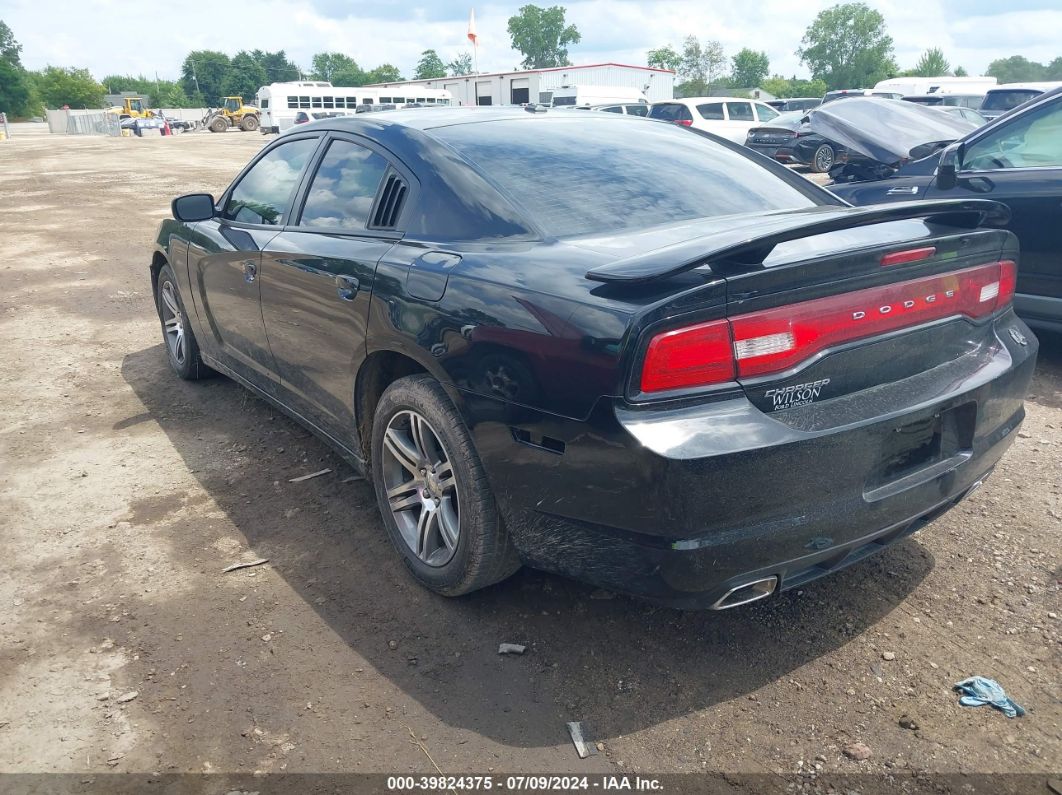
(924, 96), (1062, 328)
(721, 101), (757, 143)
(259, 134), (403, 442)
(188, 135), (321, 392)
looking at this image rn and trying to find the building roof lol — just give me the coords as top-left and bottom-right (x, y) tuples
(368, 62), (675, 87)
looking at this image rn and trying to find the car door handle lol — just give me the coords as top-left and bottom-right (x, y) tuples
(242, 260), (257, 283)
(336, 275), (360, 301)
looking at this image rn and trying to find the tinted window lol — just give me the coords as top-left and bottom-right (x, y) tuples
(964, 99), (1062, 169)
(300, 140), (390, 230)
(224, 138), (318, 225)
(626, 104), (648, 117)
(725, 102), (754, 121)
(981, 89), (1040, 112)
(435, 118), (819, 237)
(755, 104), (779, 121)
(697, 103), (724, 120)
(649, 103), (681, 120)
(602, 105), (623, 114)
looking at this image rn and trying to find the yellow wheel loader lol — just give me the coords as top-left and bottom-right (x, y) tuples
(204, 97), (260, 133)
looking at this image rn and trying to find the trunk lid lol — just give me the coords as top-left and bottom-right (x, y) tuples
(590, 202), (1017, 412)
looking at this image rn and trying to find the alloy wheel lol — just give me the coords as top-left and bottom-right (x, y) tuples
(814, 145), (834, 172)
(160, 281), (186, 365)
(381, 410), (460, 567)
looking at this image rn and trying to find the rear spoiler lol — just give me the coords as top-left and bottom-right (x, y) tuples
(584, 199), (1010, 284)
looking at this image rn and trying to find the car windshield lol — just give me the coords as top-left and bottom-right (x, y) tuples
(434, 117), (818, 237)
(982, 90), (1040, 111)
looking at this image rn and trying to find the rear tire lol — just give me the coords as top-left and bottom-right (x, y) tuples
(811, 143), (835, 173)
(240, 115), (259, 132)
(371, 374), (520, 596)
(156, 264), (211, 381)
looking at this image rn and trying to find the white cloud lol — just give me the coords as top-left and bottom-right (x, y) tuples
(4, 0), (1060, 83)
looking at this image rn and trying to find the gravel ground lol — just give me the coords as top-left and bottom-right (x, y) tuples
(0, 126), (1058, 792)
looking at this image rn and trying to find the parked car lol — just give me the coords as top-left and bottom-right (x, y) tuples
(770, 97), (822, 112)
(649, 97), (782, 143)
(151, 108), (1035, 608)
(556, 102), (649, 116)
(903, 93), (985, 109)
(934, 105), (989, 125)
(828, 88), (1062, 333)
(980, 82), (1062, 120)
(822, 88), (903, 103)
(743, 111), (847, 172)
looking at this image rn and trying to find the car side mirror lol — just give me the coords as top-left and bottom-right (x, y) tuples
(172, 193), (215, 223)
(936, 142), (963, 191)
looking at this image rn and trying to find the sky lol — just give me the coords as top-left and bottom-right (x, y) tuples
(3, 0), (1061, 83)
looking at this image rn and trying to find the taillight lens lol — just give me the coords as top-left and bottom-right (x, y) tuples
(638, 261), (1016, 393)
(640, 319), (734, 393)
(674, 119), (693, 127)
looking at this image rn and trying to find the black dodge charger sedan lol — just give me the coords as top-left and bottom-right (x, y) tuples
(150, 108), (1036, 608)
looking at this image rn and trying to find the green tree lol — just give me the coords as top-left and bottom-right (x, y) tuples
(365, 64), (402, 83)
(677, 36), (726, 96)
(731, 48), (770, 87)
(913, 47), (950, 76)
(647, 45), (682, 72)
(415, 49), (447, 79)
(311, 52), (361, 83)
(30, 66), (105, 109)
(797, 2), (897, 89)
(0, 58), (33, 115)
(986, 55), (1046, 83)
(251, 50), (300, 83)
(507, 4), (581, 69)
(222, 50), (267, 101)
(154, 81), (192, 108)
(953, 65), (968, 77)
(180, 50), (230, 106)
(448, 52), (474, 76)
(1, 19), (23, 66)
(1047, 57), (1062, 80)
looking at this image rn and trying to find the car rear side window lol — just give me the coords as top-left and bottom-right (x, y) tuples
(434, 118), (819, 237)
(697, 102), (724, 120)
(223, 137), (319, 225)
(300, 140), (391, 230)
(626, 104), (648, 117)
(726, 102), (755, 121)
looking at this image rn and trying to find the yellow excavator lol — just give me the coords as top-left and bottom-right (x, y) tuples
(105, 97), (156, 120)
(204, 97), (260, 132)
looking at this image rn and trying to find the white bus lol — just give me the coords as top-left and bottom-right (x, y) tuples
(256, 81), (453, 133)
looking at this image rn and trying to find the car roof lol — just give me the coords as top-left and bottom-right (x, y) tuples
(987, 82), (1062, 91)
(652, 96), (770, 105)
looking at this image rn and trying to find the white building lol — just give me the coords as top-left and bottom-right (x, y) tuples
(368, 62), (675, 107)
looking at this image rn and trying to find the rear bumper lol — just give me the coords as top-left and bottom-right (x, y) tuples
(746, 143), (794, 162)
(466, 313), (1038, 607)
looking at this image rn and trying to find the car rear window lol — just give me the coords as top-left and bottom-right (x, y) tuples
(981, 89), (1040, 112)
(433, 117), (819, 237)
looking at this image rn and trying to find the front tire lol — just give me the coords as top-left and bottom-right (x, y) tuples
(156, 264), (211, 380)
(209, 118), (228, 133)
(371, 374), (520, 596)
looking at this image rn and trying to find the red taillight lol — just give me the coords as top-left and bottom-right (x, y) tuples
(881, 247), (936, 266)
(638, 261), (1016, 393)
(674, 119), (693, 127)
(640, 318), (734, 393)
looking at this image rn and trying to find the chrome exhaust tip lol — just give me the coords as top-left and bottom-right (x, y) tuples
(710, 576), (778, 610)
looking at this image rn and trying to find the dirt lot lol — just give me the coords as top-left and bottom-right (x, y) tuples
(0, 126), (1059, 791)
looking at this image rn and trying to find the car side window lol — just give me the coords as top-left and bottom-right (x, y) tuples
(223, 138), (318, 225)
(755, 104), (779, 121)
(725, 102), (755, 121)
(602, 105), (623, 114)
(627, 104), (648, 117)
(964, 100), (1062, 171)
(649, 104), (677, 120)
(697, 103), (724, 120)
(299, 139), (390, 230)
